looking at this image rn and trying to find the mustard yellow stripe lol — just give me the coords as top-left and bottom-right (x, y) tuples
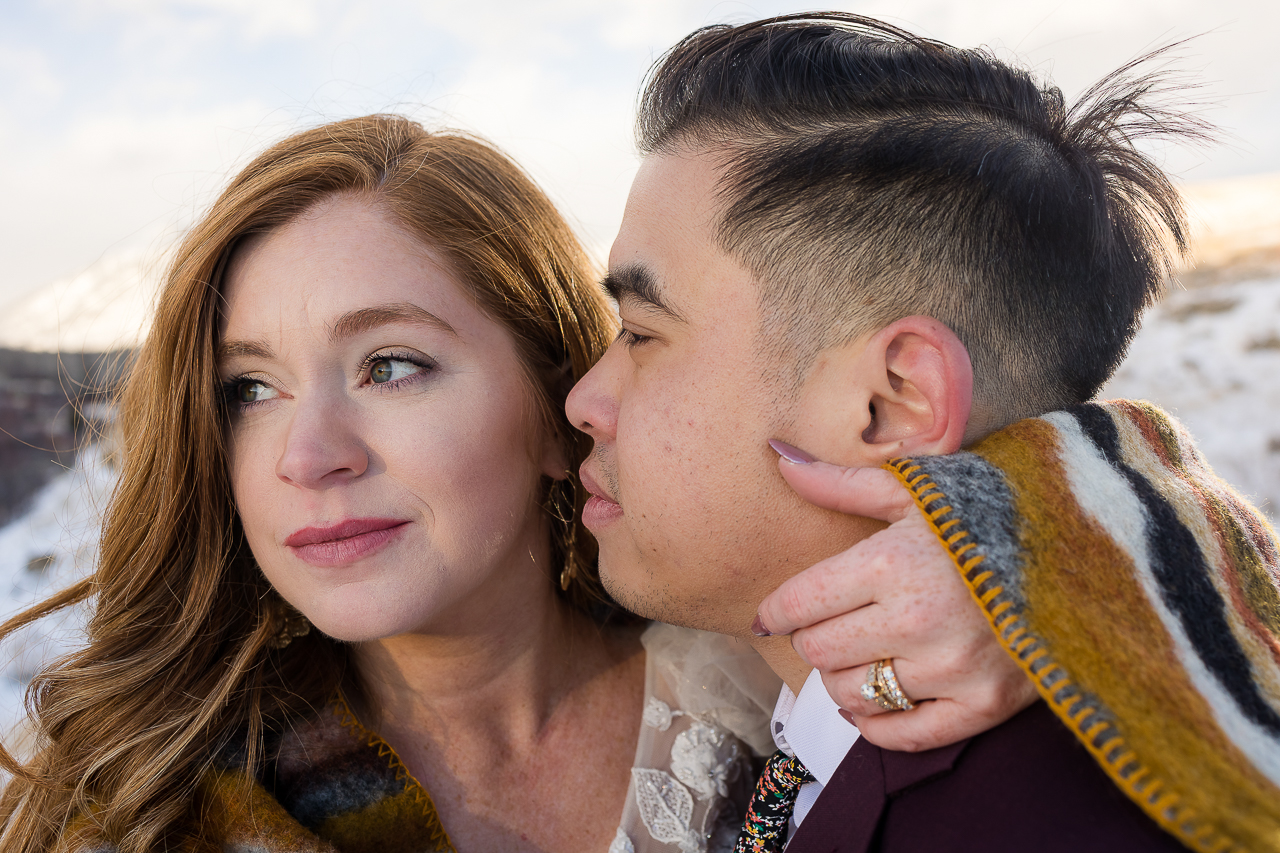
(884, 435), (1252, 853)
(973, 414), (1271, 852)
(332, 694), (456, 852)
(198, 766), (331, 850)
(1023, 648), (1048, 666)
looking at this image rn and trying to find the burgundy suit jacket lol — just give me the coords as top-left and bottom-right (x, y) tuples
(787, 702), (1187, 852)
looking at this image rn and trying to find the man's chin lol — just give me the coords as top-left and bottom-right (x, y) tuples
(598, 556), (739, 637)
(599, 563), (665, 622)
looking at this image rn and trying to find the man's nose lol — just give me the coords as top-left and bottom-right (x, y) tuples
(275, 395), (369, 489)
(565, 346), (622, 442)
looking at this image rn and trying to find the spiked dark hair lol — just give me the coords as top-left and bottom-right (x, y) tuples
(637, 12), (1208, 428)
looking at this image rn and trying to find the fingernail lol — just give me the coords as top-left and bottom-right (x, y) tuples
(768, 439), (815, 465)
(838, 708), (857, 726)
(750, 613), (774, 637)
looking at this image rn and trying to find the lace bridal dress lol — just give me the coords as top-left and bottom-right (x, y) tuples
(610, 622), (781, 853)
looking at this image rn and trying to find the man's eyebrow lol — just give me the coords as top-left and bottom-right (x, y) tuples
(328, 302), (457, 343)
(602, 265), (685, 323)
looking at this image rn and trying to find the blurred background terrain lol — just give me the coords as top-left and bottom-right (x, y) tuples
(1, 0), (1278, 730)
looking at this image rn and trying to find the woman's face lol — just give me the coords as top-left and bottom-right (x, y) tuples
(219, 195), (563, 642)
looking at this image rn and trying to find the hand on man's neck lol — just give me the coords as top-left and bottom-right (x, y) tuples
(751, 634), (824, 695)
(741, 317), (968, 694)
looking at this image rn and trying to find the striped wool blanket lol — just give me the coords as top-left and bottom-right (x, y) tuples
(66, 694), (455, 852)
(887, 400), (1280, 853)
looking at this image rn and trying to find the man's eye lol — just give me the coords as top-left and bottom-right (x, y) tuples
(369, 357), (422, 384)
(617, 328), (652, 348)
(236, 380), (278, 404)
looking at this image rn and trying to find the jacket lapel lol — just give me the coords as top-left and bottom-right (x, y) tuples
(784, 738), (885, 853)
(784, 736), (971, 852)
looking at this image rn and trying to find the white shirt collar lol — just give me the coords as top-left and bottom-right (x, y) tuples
(769, 667), (861, 786)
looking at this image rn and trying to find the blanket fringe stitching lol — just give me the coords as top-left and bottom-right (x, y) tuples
(883, 458), (1236, 853)
(332, 692), (457, 851)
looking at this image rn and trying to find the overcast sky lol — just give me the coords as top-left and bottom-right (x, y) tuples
(3, 0), (1278, 309)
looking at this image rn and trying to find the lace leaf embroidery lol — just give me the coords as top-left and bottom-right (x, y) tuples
(631, 768), (703, 853)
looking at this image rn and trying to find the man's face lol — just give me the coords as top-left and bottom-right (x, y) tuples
(565, 151), (877, 637)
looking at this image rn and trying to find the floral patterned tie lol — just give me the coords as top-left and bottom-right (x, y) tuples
(734, 749), (816, 853)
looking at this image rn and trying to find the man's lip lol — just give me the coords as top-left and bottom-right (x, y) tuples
(577, 466), (619, 506)
(284, 518), (409, 548)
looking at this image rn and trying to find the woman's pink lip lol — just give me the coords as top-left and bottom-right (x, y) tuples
(285, 518), (407, 547)
(285, 518), (409, 567)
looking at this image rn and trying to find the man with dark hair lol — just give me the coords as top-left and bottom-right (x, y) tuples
(568, 12), (1280, 853)
(632, 15), (1193, 434)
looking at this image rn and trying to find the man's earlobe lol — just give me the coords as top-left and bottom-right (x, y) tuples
(862, 316), (972, 457)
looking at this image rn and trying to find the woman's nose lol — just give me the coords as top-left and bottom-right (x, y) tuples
(275, 397), (369, 489)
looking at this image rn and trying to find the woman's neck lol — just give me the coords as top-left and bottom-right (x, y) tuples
(349, 548), (637, 751)
(346, 553), (647, 853)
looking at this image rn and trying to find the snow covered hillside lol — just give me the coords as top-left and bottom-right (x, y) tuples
(1103, 276), (1280, 520)
(0, 445), (114, 741)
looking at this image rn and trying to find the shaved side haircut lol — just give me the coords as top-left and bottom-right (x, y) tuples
(636, 13), (1208, 427)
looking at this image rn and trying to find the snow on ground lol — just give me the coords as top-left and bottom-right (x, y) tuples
(0, 445), (114, 742)
(0, 275), (1275, 739)
(1102, 275), (1280, 521)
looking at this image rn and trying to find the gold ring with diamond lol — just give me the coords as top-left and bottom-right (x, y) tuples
(859, 658), (916, 711)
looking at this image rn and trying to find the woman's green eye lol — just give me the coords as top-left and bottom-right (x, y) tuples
(370, 358), (419, 384)
(237, 381), (276, 403)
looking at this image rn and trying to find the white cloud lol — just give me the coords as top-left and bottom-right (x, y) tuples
(3, 0), (1279, 309)
(0, 43), (63, 104)
(56, 0), (321, 42)
(0, 98), (278, 307)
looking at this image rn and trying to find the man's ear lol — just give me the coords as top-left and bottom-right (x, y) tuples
(859, 316), (972, 457)
(792, 316), (972, 465)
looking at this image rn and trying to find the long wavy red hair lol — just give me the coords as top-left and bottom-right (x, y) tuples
(0, 115), (615, 852)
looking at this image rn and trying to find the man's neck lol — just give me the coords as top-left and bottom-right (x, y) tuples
(749, 633), (814, 695)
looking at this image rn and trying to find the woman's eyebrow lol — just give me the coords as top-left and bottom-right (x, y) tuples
(217, 303), (458, 366)
(329, 302), (458, 342)
(217, 339), (274, 364)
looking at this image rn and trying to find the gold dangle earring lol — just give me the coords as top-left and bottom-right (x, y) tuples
(270, 599), (312, 649)
(548, 474), (576, 591)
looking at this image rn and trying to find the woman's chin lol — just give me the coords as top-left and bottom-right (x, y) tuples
(300, 608), (427, 645)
